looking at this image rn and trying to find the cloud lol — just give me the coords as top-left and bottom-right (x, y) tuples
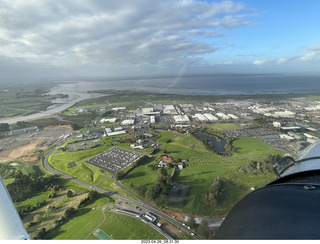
(299, 52), (318, 61)
(253, 59), (266, 65)
(219, 61), (235, 65)
(0, 0), (255, 78)
(276, 57), (289, 64)
(304, 44), (320, 52)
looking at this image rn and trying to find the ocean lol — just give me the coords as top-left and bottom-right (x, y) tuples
(81, 74), (320, 96)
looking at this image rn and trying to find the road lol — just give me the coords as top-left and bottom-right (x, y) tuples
(43, 145), (204, 240)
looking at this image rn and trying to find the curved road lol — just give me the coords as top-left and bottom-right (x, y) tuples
(43, 145), (204, 240)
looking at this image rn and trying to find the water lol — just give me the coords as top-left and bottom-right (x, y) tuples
(194, 133), (227, 153)
(88, 74), (320, 95)
(1, 74), (319, 124)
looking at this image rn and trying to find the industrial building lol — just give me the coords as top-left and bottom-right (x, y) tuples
(173, 115), (190, 123)
(204, 113), (219, 121)
(216, 113), (229, 120)
(121, 119), (135, 125)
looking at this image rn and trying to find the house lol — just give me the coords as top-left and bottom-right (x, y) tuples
(158, 161), (167, 167)
(161, 155), (173, 163)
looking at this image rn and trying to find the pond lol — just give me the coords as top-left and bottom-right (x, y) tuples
(195, 133), (227, 153)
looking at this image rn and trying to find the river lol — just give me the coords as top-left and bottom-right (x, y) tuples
(0, 81), (106, 124)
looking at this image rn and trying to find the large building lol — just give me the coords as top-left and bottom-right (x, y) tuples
(173, 115), (190, 123)
(121, 119), (135, 125)
(204, 113), (219, 121)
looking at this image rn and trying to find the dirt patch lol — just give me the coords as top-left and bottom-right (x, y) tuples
(158, 219), (181, 239)
(162, 209), (188, 223)
(0, 139), (47, 162)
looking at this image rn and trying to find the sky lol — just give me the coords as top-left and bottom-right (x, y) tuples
(0, 0), (320, 81)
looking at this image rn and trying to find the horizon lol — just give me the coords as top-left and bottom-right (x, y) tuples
(0, 0), (320, 82)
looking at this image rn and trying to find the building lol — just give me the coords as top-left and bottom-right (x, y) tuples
(203, 113), (219, 121)
(163, 105), (178, 115)
(173, 115), (190, 123)
(100, 118), (117, 123)
(107, 131), (126, 136)
(273, 122), (281, 128)
(194, 114), (208, 121)
(228, 114), (239, 120)
(112, 107), (126, 111)
(280, 134), (295, 141)
(121, 119), (135, 126)
(11, 126), (38, 136)
(216, 113), (229, 120)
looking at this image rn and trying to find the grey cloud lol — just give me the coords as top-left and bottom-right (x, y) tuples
(0, 0), (255, 78)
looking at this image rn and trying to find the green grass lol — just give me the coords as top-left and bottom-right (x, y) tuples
(157, 131), (177, 144)
(0, 84), (57, 118)
(124, 131), (283, 216)
(207, 123), (240, 131)
(123, 160), (159, 188)
(49, 197), (111, 240)
(49, 145), (112, 184)
(98, 212), (166, 240)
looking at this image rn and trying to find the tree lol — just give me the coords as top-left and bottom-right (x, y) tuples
(67, 189), (73, 197)
(64, 207), (75, 219)
(188, 215), (196, 229)
(0, 123), (9, 132)
(198, 218), (213, 239)
(35, 228), (47, 240)
(115, 170), (125, 180)
(15, 121), (30, 129)
(205, 178), (224, 207)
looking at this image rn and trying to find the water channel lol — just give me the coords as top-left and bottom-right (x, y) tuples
(195, 133), (227, 153)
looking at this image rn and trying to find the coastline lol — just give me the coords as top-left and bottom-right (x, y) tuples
(1, 76), (320, 124)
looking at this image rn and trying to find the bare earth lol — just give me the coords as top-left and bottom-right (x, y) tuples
(0, 139), (47, 162)
(0, 125), (73, 162)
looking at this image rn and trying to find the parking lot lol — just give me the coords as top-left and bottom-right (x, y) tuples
(86, 147), (144, 173)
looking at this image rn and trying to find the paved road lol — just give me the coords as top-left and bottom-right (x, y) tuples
(43, 145), (204, 240)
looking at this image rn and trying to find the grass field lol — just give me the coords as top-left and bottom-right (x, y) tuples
(207, 123), (240, 131)
(49, 144), (112, 184)
(48, 127), (283, 217)
(96, 212), (166, 240)
(124, 130), (283, 216)
(49, 197), (112, 240)
(0, 84), (58, 118)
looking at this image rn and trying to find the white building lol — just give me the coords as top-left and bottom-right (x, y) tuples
(194, 114), (208, 121)
(121, 119), (135, 125)
(173, 115), (190, 123)
(216, 113), (229, 120)
(203, 113), (219, 121)
(141, 108), (154, 114)
(163, 105), (178, 115)
(273, 122), (281, 128)
(280, 134), (295, 141)
(100, 118), (117, 123)
(112, 107), (126, 111)
(227, 114), (239, 120)
(274, 110), (295, 118)
(107, 131), (126, 136)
